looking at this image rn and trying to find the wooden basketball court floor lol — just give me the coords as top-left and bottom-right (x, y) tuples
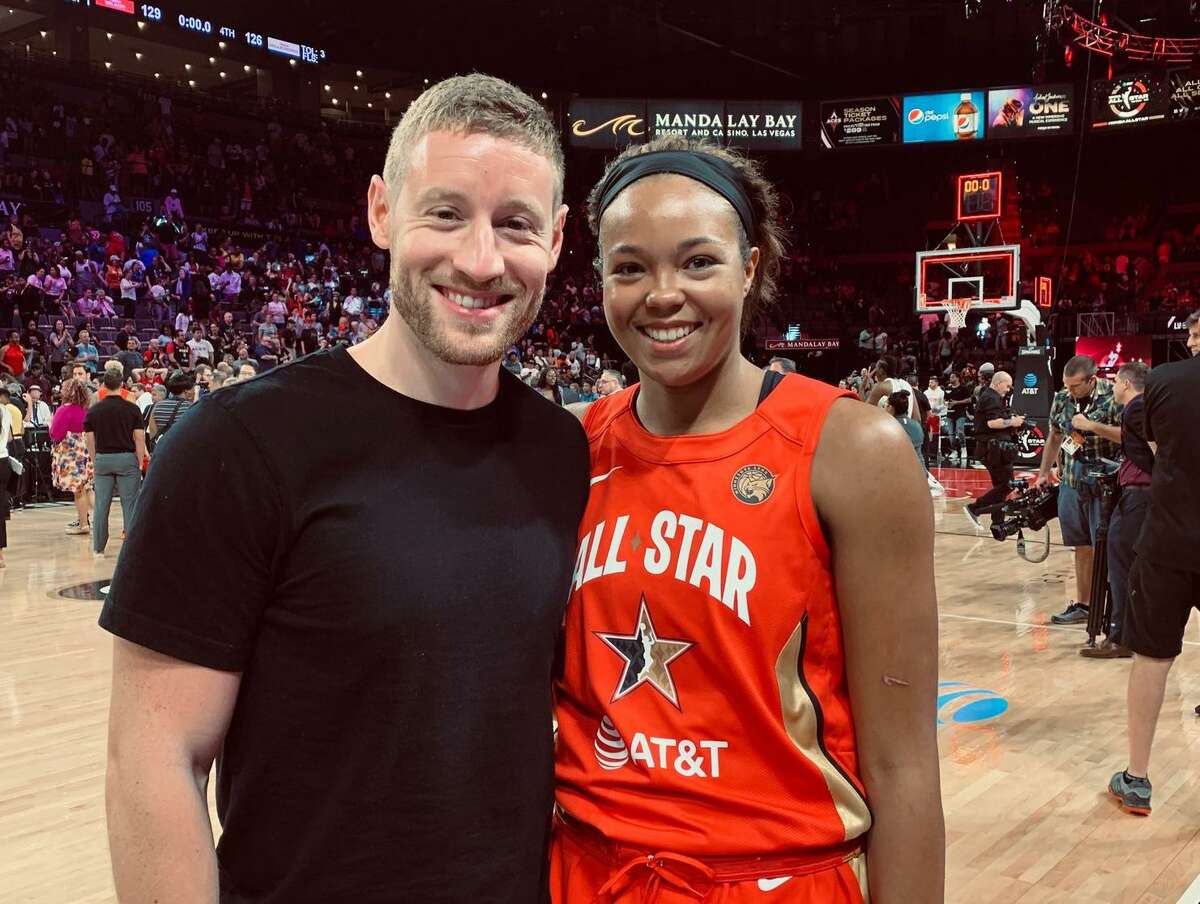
(1, 483), (1198, 904)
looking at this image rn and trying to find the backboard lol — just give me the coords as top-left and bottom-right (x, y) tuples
(915, 244), (1020, 314)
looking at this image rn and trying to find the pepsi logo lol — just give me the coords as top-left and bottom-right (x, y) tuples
(593, 716), (629, 770)
(908, 108), (925, 124)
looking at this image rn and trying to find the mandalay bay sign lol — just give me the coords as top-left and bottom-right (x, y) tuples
(568, 98), (802, 150)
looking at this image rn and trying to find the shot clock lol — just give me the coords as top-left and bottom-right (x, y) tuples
(956, 171), (1002, 222)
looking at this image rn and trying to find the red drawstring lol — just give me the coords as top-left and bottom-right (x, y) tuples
(593, 851), (717, 902)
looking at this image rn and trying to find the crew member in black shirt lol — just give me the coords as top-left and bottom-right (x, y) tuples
(1109, 310), (1200, 816)
(1077, 361), (1150, 659)
(84, 369), (145, 557)
(100, 75), (587, 904)
(965, 370), (1025, 530)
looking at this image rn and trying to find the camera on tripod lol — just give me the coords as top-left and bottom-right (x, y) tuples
(989, 478), (1060, 541)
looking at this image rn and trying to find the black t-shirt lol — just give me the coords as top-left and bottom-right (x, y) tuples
(99, 346), (590, 903)
(83, 395), (142, 453)
(1137, 355), (1200, 571)
(973, 387), (1011, 439)
(945, 384), (971, 415)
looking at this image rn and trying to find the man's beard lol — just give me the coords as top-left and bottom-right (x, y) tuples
(390, 264), (543, 367)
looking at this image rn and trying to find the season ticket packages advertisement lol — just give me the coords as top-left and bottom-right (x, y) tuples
(987, 84), (1075, 136)
(819, 97), (901, 148)
(1089, 74), (1170, 129)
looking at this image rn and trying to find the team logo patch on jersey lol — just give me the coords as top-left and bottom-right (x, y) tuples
(595, 596), (694, 708)
(731, 464), (775, 505)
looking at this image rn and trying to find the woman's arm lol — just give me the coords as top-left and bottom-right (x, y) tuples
(812, 399), (944, 904)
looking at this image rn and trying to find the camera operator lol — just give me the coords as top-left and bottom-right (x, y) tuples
(964, 370), (1024, 531)
(1037, 355), (1123, 627)
(1077, 362), (1150, 659)
(1108, 310), (1200, 817)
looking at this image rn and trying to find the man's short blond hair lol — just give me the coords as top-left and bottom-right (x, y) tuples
(382, 73), (563, 209)
(103, 359), (124, 376)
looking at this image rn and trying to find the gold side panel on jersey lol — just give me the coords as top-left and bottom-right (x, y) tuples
(775, 616), (872, 841)
(849, 850), (870, 902)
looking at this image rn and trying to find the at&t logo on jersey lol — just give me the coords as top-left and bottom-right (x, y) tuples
(592, 717), (729, 778)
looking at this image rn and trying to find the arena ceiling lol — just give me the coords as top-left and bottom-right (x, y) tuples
(220, 0), (1198, 99)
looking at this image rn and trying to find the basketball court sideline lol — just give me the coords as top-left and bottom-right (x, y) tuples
(1, 503), (1197, 903)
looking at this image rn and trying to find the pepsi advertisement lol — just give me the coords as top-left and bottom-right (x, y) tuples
(987, 84), (1075, 137)
(819, 97), (901, 148)
(902, 91), (986, 143)
(1089, 74), (1170, 130)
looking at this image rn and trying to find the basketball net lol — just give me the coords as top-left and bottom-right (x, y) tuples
(945, 298), (972, 336)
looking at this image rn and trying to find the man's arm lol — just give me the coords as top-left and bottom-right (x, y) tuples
(865, 381), (887, 407)
(133, 427), (147, 463)
(1037, 427), (1065, 484)
(1071, 414), (1121, 444)
(812, 400), (944, 904)
(85, 431), (96, 460)
(106, 639), (240, 903)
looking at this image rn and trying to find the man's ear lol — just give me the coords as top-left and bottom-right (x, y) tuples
(547, 204), (569, 270)
(366, 175), (392, 250)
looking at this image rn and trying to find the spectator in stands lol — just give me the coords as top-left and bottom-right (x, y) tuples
(0, 393), (11, 567)
(21, 318), (44, 362)
(21, 361), (51, 398)
(74, 328), (99, 374)
(114, 334), (143, 383)
(50, 377), (93, 534)
(84, 369), (146, 558)
(164, 188), (184, 221)
(767, 356), (797, 374)
(186, 326), (214, 367)
(47, 319), (70, 373)
(2, 331), (25, 378)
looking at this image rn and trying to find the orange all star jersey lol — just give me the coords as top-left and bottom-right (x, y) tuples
(554, 373), (872, 857)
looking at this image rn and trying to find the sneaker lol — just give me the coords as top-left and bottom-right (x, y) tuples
(1108, 770), (1152, 816)
(65, 522), (89, 536)
(1051, 602), (1090, 625)
(1080, 639), (1133, 659)
(963, 504), (984, 533)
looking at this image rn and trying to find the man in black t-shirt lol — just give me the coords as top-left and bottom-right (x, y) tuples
(84, 369), (146, 557)
(1109, 311), (1200, 816)
(101, 74), (586, 904)
(965, 371), (1025, 531)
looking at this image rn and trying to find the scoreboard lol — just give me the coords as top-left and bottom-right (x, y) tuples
(65, 0), (327, 64)
(956, 171), (1002, 222)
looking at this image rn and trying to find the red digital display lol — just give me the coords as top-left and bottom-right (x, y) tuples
(95, 0), (135, 13)
(956, 171), (1002, 221)
(1036, 276), (1053, 309)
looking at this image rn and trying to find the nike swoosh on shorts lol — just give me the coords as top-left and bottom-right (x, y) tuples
(590, 466), (623, 486)
(757, 876), (793, 892)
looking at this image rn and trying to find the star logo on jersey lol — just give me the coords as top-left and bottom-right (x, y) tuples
(595, 597), (694, 709)
(731, 464), (775, 505)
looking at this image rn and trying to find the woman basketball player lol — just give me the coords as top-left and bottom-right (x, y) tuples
(554, 135), (945, 903)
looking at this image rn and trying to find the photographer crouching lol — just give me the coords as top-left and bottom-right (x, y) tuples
(964, 370), (1024, 531)
(1077, 362), (1151, 660)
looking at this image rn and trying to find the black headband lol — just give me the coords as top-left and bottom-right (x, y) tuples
(594, 150), (756, 237)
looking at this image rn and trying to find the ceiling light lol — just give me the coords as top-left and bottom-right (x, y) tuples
(353, 84), (358, 91)
(289, 59), (296, 66)
(154, 72), (160, 78)
(541, 91), (548, 99)
(137, 21), (145, 30)
(185, 63), (192, 70)
(324, 83), (330, 91)
(208, 56), (215, 64)
(219, 71), (226, 78)
(106, 32), (112, 40)
(384, 91), (391, 99)
(423, 78), (429, 85)
(103, 61), (112, 69)
(39, 30), (46, 38)
(218, 41), (226, 49)
(243, 64), (252, 73)
(188, 79), (196, 87)
(367, 102), (372, 108)
(134, 51), (143, 60)
(355, 69), (363, 77)
(332, 98), (338, 105)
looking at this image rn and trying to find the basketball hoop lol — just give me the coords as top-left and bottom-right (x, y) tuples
(946, 298), (972, 335)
